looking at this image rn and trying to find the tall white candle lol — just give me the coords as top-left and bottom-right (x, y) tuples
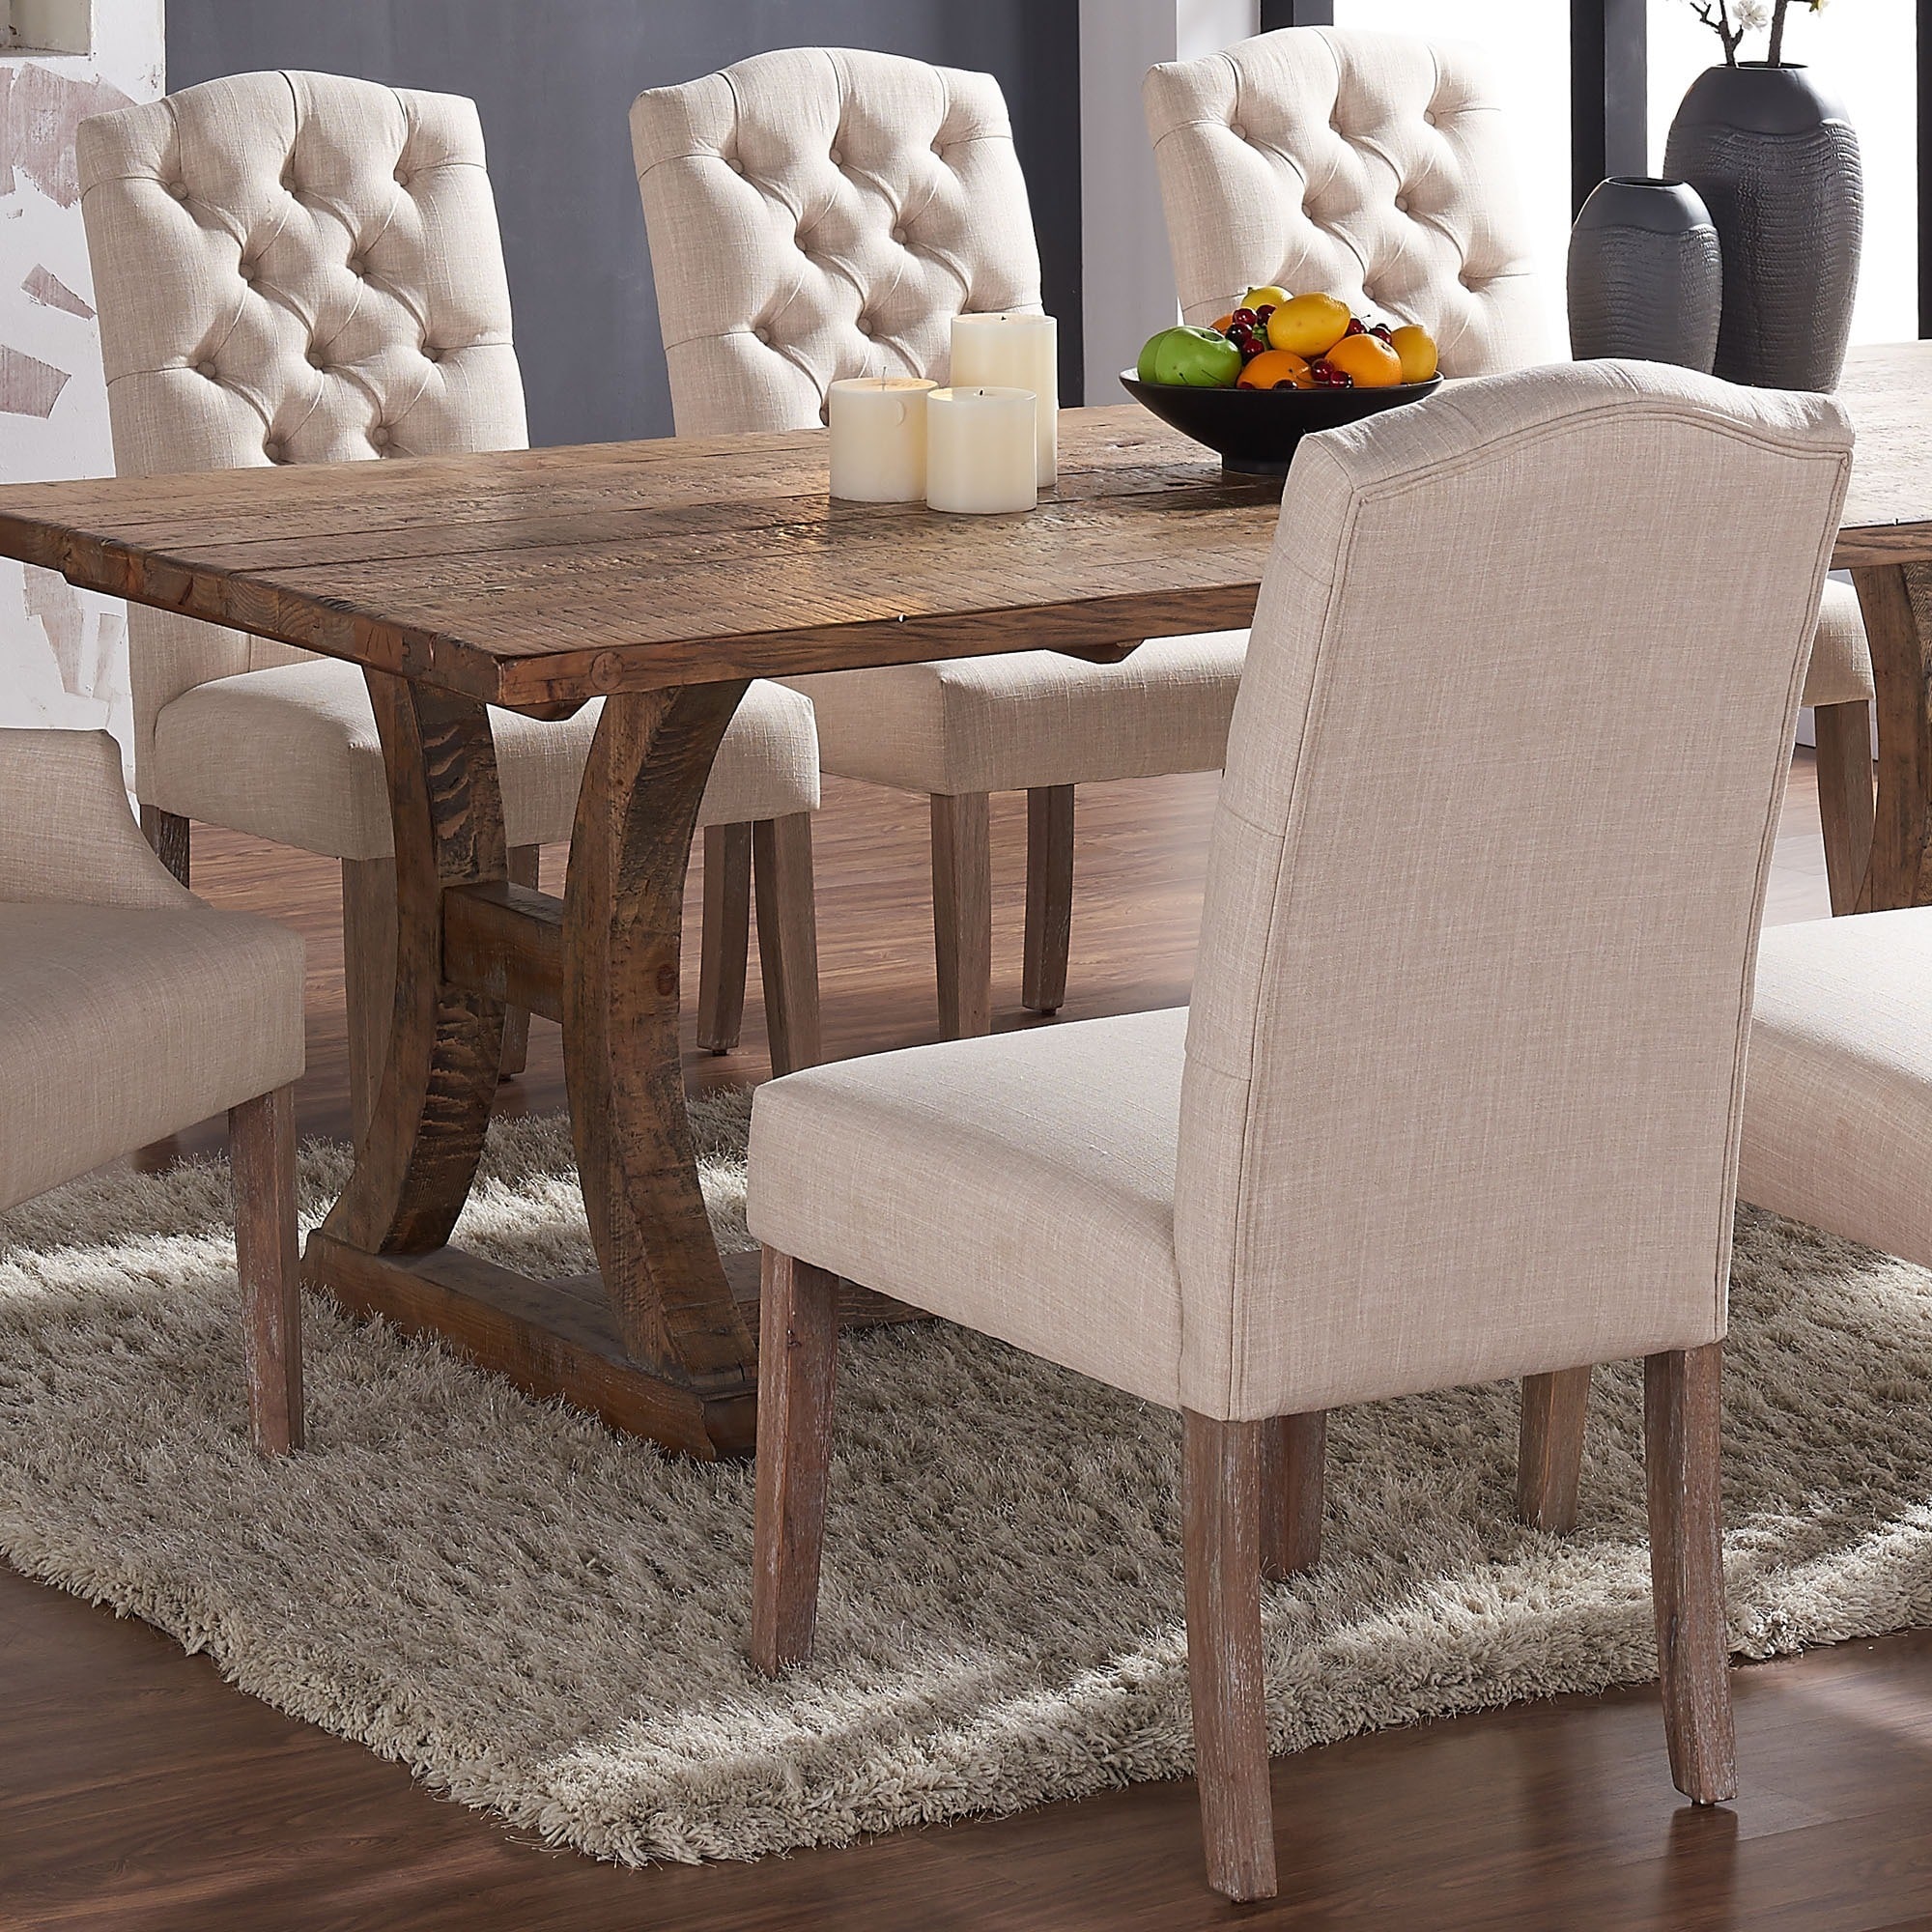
(924, 385), (1037, 515)
(950, 311), (1058, 486)
(827, 377), (936, 502)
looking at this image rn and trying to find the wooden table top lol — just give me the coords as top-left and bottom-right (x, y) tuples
(3, 343), (1928, 711)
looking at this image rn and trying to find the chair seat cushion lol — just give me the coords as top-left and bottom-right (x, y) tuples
(0, 901), (305, 1211)
(147, 659), (819, 860)
(790, 632), (1247, 796)
(1741, 907), (1932, 1269)
(1804, 578), (1874, 707)
(748, 1007), (1188, 1406)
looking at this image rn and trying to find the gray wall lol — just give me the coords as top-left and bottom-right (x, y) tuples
(167, 1), (1083, 447)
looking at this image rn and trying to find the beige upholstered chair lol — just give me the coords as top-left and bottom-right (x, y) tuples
(1144, 25), (1876, 915)
(78, 71), (822, 1131)
(631, 46), (1246, 1038)
(743, 363), (1852, 1899)
(0, 728), (306, 1453)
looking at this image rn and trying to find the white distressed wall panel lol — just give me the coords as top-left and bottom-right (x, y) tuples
(0, 0), (162, 757)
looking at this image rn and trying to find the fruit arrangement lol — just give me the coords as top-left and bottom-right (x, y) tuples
(1137, 285), (1438, 393)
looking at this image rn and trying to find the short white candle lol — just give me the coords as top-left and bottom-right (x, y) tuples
(924, 385), (1037, 515)
(828, 377), (936, 502)
(950, 311), (1058, 486)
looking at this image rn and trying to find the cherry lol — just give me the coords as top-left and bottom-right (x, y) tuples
(1345, 317), (1366, 336)
(1230, 307), (1259, 330)
(1369, 323), (1395, 344)
(1239, 335), (1268, 358)
(1254, 303), (1276, 323)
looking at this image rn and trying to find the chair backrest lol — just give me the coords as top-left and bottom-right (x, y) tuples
(77, 71), (526, 780)
(1174, 362), (1851, 1421)
(1144, 27), (1546, 376)
(630, 46), (1041, 437)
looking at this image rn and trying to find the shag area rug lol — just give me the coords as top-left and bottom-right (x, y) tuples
(2, 1097), (1931, 1867)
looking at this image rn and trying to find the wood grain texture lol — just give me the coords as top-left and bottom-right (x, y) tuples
(341, 854), (398, 1147)
(752, 812), (821, 1076)
(1261, 1410), (1326, 1580)
(440, 880), (565, 1023)
(1812, 702), (1876, 918)
(1519, 1366), (1593, 1534)
(1022, 783), (1075, 1016)
(498, 845), (540, 1076)
(1852, 563), (1932, 912)
(561, 685), (755, 1399)
(750, 1250), (842, 1674)
(139, 804), (189, 886)
(696, 821), (752, 1055)
(931, 791), (993, 1039)
(1645, 1342), (1736, 1806)
(1182, 1410), (1276, 1902)
(227, 1084), (301, 1457)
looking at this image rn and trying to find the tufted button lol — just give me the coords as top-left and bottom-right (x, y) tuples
(753, 325), (771, 344)
(371, 425), (392, 448)
(348, 255), (369, 277)
(264, 440), (287, 463)
(891, 224), (907, 245)
(1395, 195), (1410, 213)
(828, 146), (842, 165)
(239, 260), (257, 284)
(305, 348), (325, 369)
(167, 179), (188, 200)
(724, 156), (744, 174)
(1230, 122), (1246, 141)
(194, 359), (217, 379)
(393, 166), (410, 185)
(856, 317), (873, 337)
(423, 342), (442, 362)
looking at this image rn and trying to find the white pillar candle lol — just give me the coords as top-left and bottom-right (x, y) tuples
(924, 386), (1037, 515)
(827, 377), (936, 502)
(950, 311), (1058, 486)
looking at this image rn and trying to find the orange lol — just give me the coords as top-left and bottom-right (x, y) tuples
(1266, 292), (1350, 358)
(1236, 349), (1314, 391)
(1390, 323), (1438, 384)
(1324, 331), (1404, 387)
(1210, 312), (1236, 334)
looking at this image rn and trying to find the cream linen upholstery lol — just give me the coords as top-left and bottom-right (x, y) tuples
(0, 731), (304, 1210)
(1740, 909), (1932, 1269)
(631, 47), (1243, 802)
(751, 362), (1852, 1420)
(1803, 579), (1875, 707)
(1144, 28), (1548, 374)
(79, 70), (813, 844)
(148, 660), (818, 860)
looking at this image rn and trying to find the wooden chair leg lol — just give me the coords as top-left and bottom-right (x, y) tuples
(341, 856), (399, 1147)
(498, 843), (540, 1078)
(931, 791), (993, 1039)
(1813, 698), (1875, 916)
(1645, 1342), (1735, 1804)
(1182, 1411), (1277, 1902)
(697, 821), (753, 1055)
(1021, 783), (1075, 1016)
(751, 1250), (840, 1674)
(753, 813), (821, 1076)
(228, 1084), (302, 1455)
(1519, 1366), (1592, 1533)
(139, 805), (190, 885)
(1261, 1410), (1325, 1579)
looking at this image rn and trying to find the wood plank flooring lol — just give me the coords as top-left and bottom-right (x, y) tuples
(11, 753), (1930, 1932)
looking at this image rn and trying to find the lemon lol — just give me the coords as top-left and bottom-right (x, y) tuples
(1267, 293), (1350, 358)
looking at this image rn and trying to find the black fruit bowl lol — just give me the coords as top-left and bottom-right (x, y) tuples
(1121, 369), (1443, 478)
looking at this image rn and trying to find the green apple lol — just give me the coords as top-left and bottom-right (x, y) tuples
(1136, 325), (1242, 388)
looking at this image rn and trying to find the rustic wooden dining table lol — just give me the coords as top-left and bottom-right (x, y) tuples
(3, 344), (1931, 1460)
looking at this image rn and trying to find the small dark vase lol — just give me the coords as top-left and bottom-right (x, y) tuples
(1567, 177), (1722, 372)
(1663, 62), (1862, 391)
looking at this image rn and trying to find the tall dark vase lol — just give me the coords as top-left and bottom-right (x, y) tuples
(1663, 62), (1862, 391)
(1567, 177), (1722, 372)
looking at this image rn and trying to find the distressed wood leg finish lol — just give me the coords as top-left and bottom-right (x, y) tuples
(140, 805), (190, 885)
(931, 791), (993, 1039)
(696, 822), (752, 1056)
(1182, 1411), (1277, 1902)
(229, 1084), (302, 1456)
(1814, 700), (1876, 918)
(753, 812), (821, 1077)
(1021, 783), (1074, 1016)
(1645, 1342), (1736, 1805)
(342, 856), (398, 1147)
(563, 682), (759, 1451)
(750, 1250), (840, 1674)
(497, 844), (540, 1077)
(1519, 1366), (1592, 1534)
(1853, 564), (1932, 911)
(1261, 1410), (1325, 1579)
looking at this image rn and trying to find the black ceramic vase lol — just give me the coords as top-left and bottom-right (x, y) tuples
(1567, 177), (1722, 372)
(1663, 62), (1862, 391)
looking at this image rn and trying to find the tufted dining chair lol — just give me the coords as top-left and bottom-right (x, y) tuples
(631, 46), (1248, 1039)
(77, 71), (823, 1135)
(743, 362), (1853, 1899)
(1144, 25), (1877, 919)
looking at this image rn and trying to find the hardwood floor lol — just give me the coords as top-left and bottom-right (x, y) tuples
(13, 753), (1929, 1932)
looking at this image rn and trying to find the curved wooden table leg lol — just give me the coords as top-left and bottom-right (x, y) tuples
(1853, 563), (1932, 912)
(320, 671), (507, 1255)
(563, 683), (759, 1452)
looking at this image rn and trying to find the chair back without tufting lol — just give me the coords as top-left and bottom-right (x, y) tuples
(1174, 361), (1852, 1419)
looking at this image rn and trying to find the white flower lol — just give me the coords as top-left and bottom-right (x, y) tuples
(1734, 0), (1773, 29)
